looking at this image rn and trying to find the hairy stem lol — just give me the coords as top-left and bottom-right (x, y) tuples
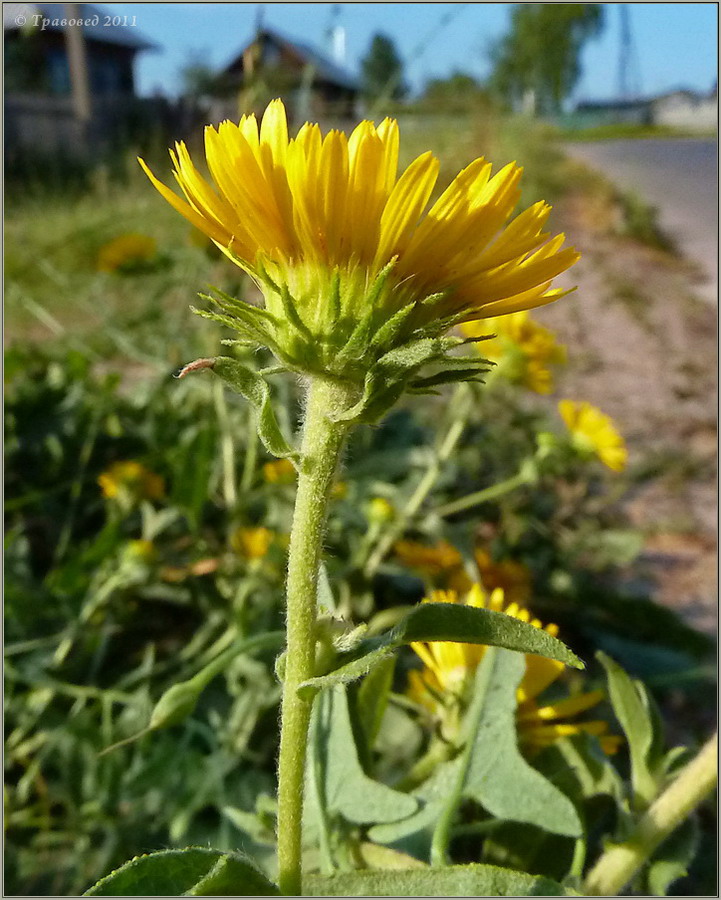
(583, 732), (718, 896)
(276, 378), (352, 896)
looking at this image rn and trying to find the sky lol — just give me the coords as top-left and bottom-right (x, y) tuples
(100, 2), (718, 103)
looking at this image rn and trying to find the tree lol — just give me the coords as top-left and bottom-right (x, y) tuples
(360, 33), (407, 104)
(420, 71), (494, 113)
(490, 5), (604, 115)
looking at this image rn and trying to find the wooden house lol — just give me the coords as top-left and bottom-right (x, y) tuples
(4, 2), (159, 161)
(218, 27), (360, 121)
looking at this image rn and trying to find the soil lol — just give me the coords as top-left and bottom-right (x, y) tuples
(536, 184), (718, 637)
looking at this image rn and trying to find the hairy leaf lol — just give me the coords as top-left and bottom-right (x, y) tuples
(299, 602), (583, 698)
(211, 357), (297, 460)
(314, 687), (418, 825)
(83, 848), (278, 896)
(462, 649), (582, 837)
(303, 863), (573, 896)
(597, 651), (658, 806)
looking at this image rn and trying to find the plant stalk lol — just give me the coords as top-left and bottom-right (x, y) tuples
(432, 469), (530, 519)
(583, 732), (718, 896)
(363, 383), (472, 577)
(276, 378), (352, 896)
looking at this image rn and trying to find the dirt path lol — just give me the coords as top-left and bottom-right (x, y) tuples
(564, 138), (718, 305)
(536, 175), (717, 636)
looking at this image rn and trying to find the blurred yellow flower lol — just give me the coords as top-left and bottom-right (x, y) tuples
(140, 99), (578, 387)
(367, 497), (395, 524)
(559, 400), (628, 472)
(263, 458), (296, 484)
(98, 461), (165, 502)
(231, 526), (273, 559)
(408, 585), (619, 754)
(121, 539), (156, 565)
(97, 233), (157, 273)
(394, 539), (472, 591)
(462, 310), (566, 394)
(474, 548), (532, 607)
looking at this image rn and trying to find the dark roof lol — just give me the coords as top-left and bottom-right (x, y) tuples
(224, 27), (359, 92)
(575, 98), (651, 112)
(3, 3), (158, 50)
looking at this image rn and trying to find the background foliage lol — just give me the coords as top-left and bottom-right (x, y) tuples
(5, 114), (715, 896)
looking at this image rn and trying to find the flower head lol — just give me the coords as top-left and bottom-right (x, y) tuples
(559, 400), (628, 472)
(474, 548), (532, 607)
(231, 526), (274, 560)
(408, 584), (619, 754)
(141, 100), (579, 419)
(98, 461), (165, 504)
(461, 310), (566, 394)
(263, 457), (297, 484)
(97, 234), (158, 273)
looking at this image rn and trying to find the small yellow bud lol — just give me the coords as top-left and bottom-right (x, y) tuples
(367, 497), (395, 524)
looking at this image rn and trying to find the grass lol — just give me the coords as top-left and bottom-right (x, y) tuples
(560, 122), (716, 142)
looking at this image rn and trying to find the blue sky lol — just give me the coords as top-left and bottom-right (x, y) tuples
(103, 2), (718, 102)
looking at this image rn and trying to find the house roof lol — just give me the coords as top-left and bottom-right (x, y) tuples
(3, 3), (158, 51)
(224, 27), (359, 92)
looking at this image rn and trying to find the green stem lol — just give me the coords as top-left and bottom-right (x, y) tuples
(240, 406), (259, 492)
(430, 647), (497, 866)
(394, 738), (455, 792)
(277, 378), (353, 896)
(213, 379), (237, 508)
(431, 469), (530, 519)
(583, 732), (718, 896)
(363, 384), (472, 577)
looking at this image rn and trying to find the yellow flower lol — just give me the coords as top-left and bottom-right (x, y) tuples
(367, 497), (395, 524)
(559, 400), (628, 472)
(474, 548), (532, 607)
(97, 233), (157, 273)
(98, 461), (165, 502)
(407, 585), (619, 754)
(140, 100), (578, 404)
(121, 539), (156, 566)
(461, 310), (566, 394)
(263, 458), (297, 484)
(394, 539), (473, 591)
(231, 526), (273, 559)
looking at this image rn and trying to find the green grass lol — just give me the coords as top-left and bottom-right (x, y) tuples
(560, 122), (716, 142)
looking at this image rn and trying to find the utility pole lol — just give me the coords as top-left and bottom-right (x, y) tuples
(64, 2), (92, 122)
(618, 4), (641, 100)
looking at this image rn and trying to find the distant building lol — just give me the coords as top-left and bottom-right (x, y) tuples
(651, 87), (717, 132)
(4, 3), (160, 161)
(218, 27), (360, 120)
(573, 97), (653, 128)
(4, 2), (157, 97)
(573, 85), (717, 132)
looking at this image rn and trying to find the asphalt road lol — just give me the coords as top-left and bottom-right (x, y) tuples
(564, 138), (718, 304)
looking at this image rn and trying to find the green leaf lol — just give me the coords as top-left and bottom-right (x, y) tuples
(597, 651), (658, 807)
(314, 686), (418, 825)
(646, 816), (700, 895)
(83, 848), (278, 896)
(356, 655), (396, 755)
(369, 758), (462, 855)
(533, 733), (625, 805)
(303, 863), (573, 896)
(299, 602), (583, 698)
(211, 357), (297, 460)
(462, 649), (582, 837)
